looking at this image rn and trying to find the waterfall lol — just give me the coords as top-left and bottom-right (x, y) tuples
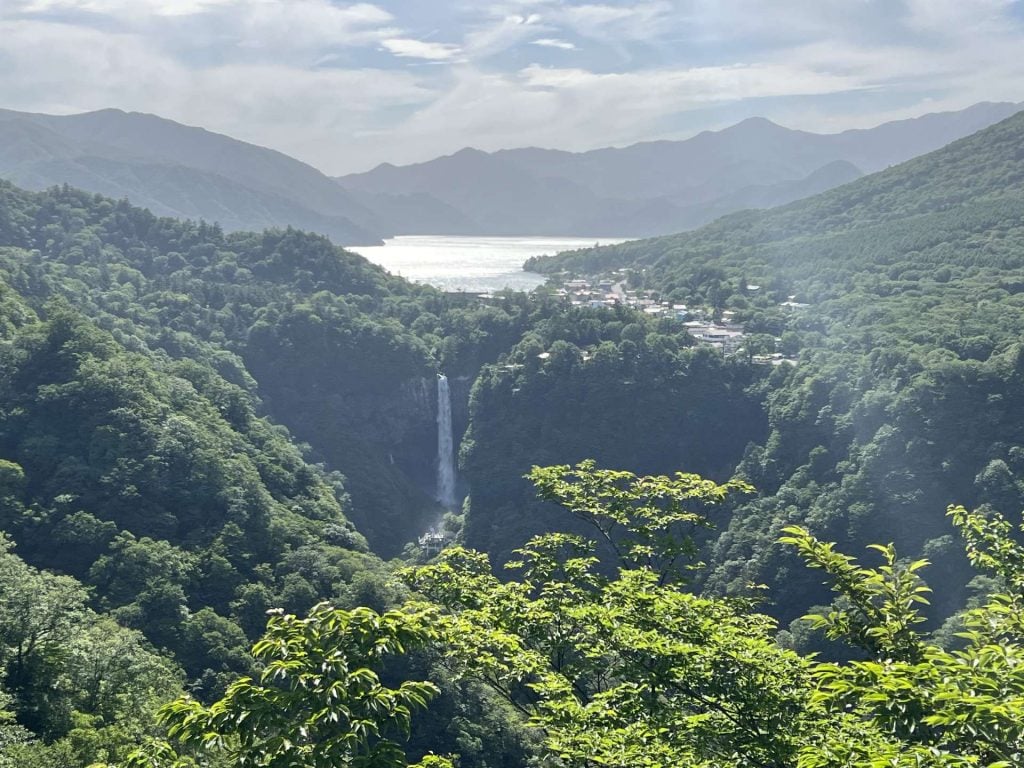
(436, 374), (457, 509)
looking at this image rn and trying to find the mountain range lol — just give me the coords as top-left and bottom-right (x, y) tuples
(0, 102), (1019, 246)
(529, 105), (1024, 280)
(0, 107), (384, 244)
(337, 101), (1022, 238)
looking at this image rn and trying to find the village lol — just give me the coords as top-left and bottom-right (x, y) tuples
(548, 272), (804, 366)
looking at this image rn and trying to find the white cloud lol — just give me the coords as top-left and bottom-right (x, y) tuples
(531, 37), (577, 50)
(10, 0), (399, 57)
(223, 2), (397, 52)
(0, 17), (433, 170)
(553, 2), (674, 41)
(381, 38), (462, 60)
(518, 62), (870, 111)
(903, 0), (1017, 37)
(463, 12), (546, 57)
(16, 0), (233, 15)
(2, 0), (1024, 173)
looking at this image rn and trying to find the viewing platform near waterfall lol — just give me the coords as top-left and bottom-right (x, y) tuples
(418, 530), (455, 556)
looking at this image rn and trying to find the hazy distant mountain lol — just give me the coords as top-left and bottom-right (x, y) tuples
(0, 108), (384, 244)
(2, 102), (1017, 245)
(529, 104), (1024, 292)
(337, 102), (1022, 237)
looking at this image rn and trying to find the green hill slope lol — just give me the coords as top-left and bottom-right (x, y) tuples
(471, 109), (1024, 626)
(0, 180), (546, 766)
(529, 107), (1024, 287)
(0, 109), (384, 244)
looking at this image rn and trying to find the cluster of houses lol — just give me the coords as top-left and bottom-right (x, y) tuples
(552, 277), (622, 308)
(552, 276), (750, 352)
(549, 275), (802, 364)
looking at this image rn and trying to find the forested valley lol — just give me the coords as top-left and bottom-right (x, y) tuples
(2, 109), (1024, 767)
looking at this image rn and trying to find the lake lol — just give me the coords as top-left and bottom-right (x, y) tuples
(350, 235), (629, 293)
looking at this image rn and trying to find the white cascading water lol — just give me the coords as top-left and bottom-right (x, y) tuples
(436, 374), (457, 509)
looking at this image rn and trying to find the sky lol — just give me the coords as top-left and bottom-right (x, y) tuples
(1, 0), (1022, 175)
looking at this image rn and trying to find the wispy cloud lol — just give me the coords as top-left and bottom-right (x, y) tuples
(531, 37), (577, 50)
(552, 1), (673, 40)
(1, 0), (1023, 173)
(381, 38), (461, 60)
(15, 0), (234, 15)
(9, 0), (399, 55)
(462, 11), (543, 57)
(518, 62), (869, 102)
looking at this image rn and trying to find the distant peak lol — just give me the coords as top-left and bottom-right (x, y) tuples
(736, 116), (777, 127)
(76, 107), (174, 125)
(725, 116), (785, 133)
(450, 147), (488, 158)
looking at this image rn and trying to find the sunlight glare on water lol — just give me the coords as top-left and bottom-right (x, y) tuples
(350, 235), (629, 293)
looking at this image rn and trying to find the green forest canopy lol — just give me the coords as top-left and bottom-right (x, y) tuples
(1, 108), (1024, 765)
(111, 463), (1024, 767)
